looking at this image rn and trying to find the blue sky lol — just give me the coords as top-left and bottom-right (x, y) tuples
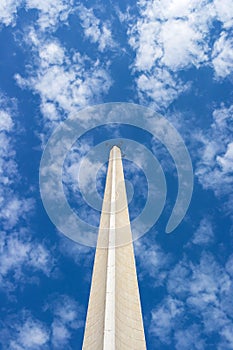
(0, 0), (233, 349)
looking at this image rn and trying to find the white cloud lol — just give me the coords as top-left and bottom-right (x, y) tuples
(0, 230), (54, 289)
(52, 320), (71, 348)
(0, 0), (22, 26)
(0, 110), (14, 131)
(195, 105), (233, 209)
(169, 252), (231, 301)
(78, 5), (116, 52)
(0, 312), (50, 350)
(174, 325), (205, 350)
(214, 0), (233, 29)
(149, 250), (233, 346)
(128, 0), (233, 108)
(212, 32), (233, 79)
(136, 68), (189, 110)
(150, 297), (184, 344)
(25, 0), (73, 31)
(12, 318), (49, 349)
(0, 0), (73, 30)
(151, 251), (233, 347)
(62, 137), (104, 199)
(226, 254), (233, 277)
(217, 142), (233, 172)
(220, 324), (233, 349)
(1, 197), (34, 230)
(0, 295), (82, 349)
(158, 18), (208, 71)
(0, 100), (34, 233)
(48, 295), (83, 348)
(191, 217), (214, 245)
(134, 237), (172, 286)
(29, 243), (54, 276)
(0, 98), (29, 232)
(39, 41), (65, 67)
(60, 138), (105, 229)
(15, 29), (112, 129)
(79, 158), (103, 194)
(0, 95), (54, 292)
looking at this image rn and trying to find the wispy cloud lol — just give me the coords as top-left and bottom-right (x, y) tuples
(0, 294), (83, 349)
(0, 230), (53, 289)
(59, 235), (94, 266)
(15, 28), (112, 131)
(0, 311), (49, 350)
(150, 250), (233, 347)
(150, 296), (184, 344)
(191, 217), (215, 246)
(134, 236), (172, 286)
(48, 294), (83, 348)
(195, 104), (233, 212)
(174, 324), (205, 350)
(0, 95), (54, 293)
(25, 0), (74, 31)
(78, 4), (116, 52)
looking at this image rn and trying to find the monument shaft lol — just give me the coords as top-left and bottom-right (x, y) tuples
(82, 146), (146, 349)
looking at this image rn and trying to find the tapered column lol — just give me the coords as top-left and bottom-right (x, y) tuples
(82, 146), (146, 349)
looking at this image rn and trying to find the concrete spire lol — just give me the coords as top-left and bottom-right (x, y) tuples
(82, 146), (147, 350)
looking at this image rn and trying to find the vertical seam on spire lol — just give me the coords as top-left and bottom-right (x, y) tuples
(103, 147), (116, 349)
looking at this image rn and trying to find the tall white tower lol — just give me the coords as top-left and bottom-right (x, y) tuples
(82, 146), (147, 349)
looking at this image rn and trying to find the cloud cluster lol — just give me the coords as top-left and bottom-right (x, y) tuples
(195, 104), (233, 211)
(25, 0), (74, 31)
(0, 0), (73, 30)
(0, 99), (81, 342)
(15, 29), (112, 130)
(49, 295), (83, 348)
(128, 0), (233, 109)
(134, 236), (172, 286)
(150, 296), (184, 344)
(5, 313), (49, 350)
(0, 230), (53, 292)
(78, 4), (116, 52)
(0, 295), (82, 350)
(191, 217), (214, 246)
(150, 250), (233, 349)
(0, 0), (22, 26)
(0, 95), (53, 293)
(0, 98), (28, 221)
(212, 31), (233, 79)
